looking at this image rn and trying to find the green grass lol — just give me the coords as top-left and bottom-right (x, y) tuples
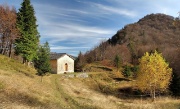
(0, 55), (36, 76)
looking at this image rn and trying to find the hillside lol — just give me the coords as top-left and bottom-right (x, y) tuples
(111, 14), (180, 54)
(112, 14), (180, 74)
(0, 55), (180, 109)
(80, 13), (180, 96)
(111, 13), (180, 45)
(83, 13), (180, 76)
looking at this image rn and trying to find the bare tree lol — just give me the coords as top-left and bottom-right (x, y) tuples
(0, 4), (18, 57)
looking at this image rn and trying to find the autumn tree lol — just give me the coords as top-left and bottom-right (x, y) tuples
(173, 14), (180, 28)
(0, 5), (18, 57)
(99, 40), (108, 60)
(15, 0), (39, 65)
(136, 51), (172, 101)
(75, 51), (85, 72)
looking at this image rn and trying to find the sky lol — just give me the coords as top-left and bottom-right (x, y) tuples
(0, 0), (179, 56)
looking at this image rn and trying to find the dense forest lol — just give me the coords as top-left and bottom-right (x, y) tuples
(77, 13), (180, 95)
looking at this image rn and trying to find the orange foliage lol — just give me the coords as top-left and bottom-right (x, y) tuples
(0, 4), (19, 57)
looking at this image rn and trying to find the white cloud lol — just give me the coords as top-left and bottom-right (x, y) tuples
(39, 22), (114, 39)
(75, 0), (138, 17)
(50, 45), (90, 56)
(33, 2), (116, 54)
(92, 3), (138, 17)
(51, 46), (89, 50)
(32, 0), (180, 55)
(34, 4), (115, 38)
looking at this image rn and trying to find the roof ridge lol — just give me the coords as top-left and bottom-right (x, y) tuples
(50, 53), (75, 60)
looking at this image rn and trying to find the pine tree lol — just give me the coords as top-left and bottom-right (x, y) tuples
(15, 0), (39, 65)
(34, 42), (51, 76)
(136, 51), (172, 101)
(114, 55), (121, 71)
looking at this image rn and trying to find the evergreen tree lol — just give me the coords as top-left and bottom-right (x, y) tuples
(123, 65), (132, 77)
(15, 0), (39, 65)
(114, 55), (121, 71)
(34, 42), (51, 76)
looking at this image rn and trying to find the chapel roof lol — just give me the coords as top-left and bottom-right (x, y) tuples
(50, 53), (76, 60)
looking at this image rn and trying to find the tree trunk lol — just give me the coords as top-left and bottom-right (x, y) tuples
(2, 43), (7, 55)
(1, 33), (5, 54)
(8, 43), (12, 58)
(2, 33), (8, 55)
(2, 43), (6, 55)
(23, 58), (26, 64)
(27, 61), (30, 67)
(41, 75), (43, 82)
(152, 87), (156, 102)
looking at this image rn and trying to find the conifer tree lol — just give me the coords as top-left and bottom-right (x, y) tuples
(15, 0), (39, 65)
(114, 55), (121, 71)
(34, 42), (51, 76)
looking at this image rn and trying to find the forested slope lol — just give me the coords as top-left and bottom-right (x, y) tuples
(83, 13), (180, 76)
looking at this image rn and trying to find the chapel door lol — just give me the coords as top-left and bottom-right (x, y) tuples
(65, 63), (68, 71)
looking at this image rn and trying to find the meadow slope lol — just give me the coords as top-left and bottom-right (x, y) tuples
(0, 55), (180, 109)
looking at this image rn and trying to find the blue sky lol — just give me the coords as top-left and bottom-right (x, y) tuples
(0, 0), (179, 56)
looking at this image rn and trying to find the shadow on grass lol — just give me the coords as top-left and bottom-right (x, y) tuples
(113, 77), (131, 81)
(5, 92), (44, 106)
(117, 86), (152, 100)
(87, 66), (113, 72)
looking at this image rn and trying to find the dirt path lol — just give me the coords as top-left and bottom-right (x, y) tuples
(59, 77), (122, 109)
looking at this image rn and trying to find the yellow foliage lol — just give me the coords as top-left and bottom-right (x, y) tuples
(136, 51), (172, 96)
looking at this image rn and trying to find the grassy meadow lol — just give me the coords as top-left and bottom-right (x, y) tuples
(0, 55), (179, 109)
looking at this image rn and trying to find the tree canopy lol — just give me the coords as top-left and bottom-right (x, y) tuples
(114, 55), (121, 71)
(136, 51), (172, 101)
(15, 0), (39, 65)
(0, 5), (18, 57)
(34, 42), (51, 76)
(75, 51), (85, 72)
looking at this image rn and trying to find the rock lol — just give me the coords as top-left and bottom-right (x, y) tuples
(76, 73), (88, 78)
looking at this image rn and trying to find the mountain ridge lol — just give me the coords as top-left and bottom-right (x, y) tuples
(83, 13), (180, 75)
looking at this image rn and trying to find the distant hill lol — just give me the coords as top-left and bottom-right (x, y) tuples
(83, 13), (180, 75)
(110, 13), (180, 73)
(111, 13), (179, 47)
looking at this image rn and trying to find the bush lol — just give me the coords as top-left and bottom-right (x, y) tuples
(123, 65), (132, 77)
(122, 65), (138, 77)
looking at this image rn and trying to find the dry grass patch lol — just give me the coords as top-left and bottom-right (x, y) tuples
(59, 77), (120, 109)
(0, 55), (179, 109)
